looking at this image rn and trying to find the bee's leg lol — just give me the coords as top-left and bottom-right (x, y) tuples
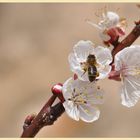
(81, 62), (88, 77)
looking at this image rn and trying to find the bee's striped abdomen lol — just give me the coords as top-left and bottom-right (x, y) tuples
(88, 65), (98, 82)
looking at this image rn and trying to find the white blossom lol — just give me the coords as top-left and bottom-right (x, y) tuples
(114, 45), (140, 107)
(68, 40), (112, 82)
(87, 11), (126, 42)
(62, 77), (104, 122)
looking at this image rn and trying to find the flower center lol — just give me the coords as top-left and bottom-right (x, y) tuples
(68, 89), (87, 105)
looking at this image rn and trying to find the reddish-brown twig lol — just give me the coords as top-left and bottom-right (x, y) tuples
(112, 21), (140, 58)
(21, 83), (65, 137)
(109, 20), (140, 80)
(21, 95), (65, 137)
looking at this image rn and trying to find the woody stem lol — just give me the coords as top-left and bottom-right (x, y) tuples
(112, 21), (140, 59)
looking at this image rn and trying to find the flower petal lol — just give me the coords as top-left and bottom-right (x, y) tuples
(79, 104), (100, 122)
(95, 46), (112, 65)
(97, 65), (112, 79)
(106, 11), (120, 27)
(115, 45), (140, 71)
(73, 40), (95, 62)
(68, 52), (81, 72)
(63, 101), (80, 121)
(68, 53), (88, 81)
(62, 77), (73, 99)
(114, 45), (140, 107)
(121, 76), (140, 107)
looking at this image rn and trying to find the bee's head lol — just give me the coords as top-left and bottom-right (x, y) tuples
(87, 54), (96, 63)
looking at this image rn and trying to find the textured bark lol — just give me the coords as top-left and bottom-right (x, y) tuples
(112, 21), (140, 58)
(21, 95), (65, 137)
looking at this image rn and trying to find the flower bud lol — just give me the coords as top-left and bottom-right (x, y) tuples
(51, 83), (65, 103)
(23, 113), (36, 130)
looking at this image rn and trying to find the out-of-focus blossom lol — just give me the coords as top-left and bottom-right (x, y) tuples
(87, 11), (126, 46)
(68, 40), (112, 82)
(114, 45), (140, 107)
(62, 77), (104, 122)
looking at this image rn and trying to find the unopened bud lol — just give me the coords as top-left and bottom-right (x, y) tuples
(23, 113), (36, 130)
(51, 83), (65, 103)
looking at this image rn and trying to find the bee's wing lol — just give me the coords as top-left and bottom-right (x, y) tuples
(120, 66), (140, 107)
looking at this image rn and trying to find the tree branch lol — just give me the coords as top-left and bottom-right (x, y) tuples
(112, 21), (140, 58)
(21, 95), (65, 137)
(109, 20), (140, 80)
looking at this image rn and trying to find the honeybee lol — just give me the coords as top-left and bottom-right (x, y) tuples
(81, 54), (99, 82)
